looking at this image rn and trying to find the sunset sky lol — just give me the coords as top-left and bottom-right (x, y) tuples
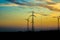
(0, 0), (60, 31)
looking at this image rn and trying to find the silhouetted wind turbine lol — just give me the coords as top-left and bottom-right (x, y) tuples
(29, 11), (36, 31)
(53, 16), (60, 31)
(40, 13), (49, 30)
(25, 17), (30, 31)
(34, 12), (49, 30)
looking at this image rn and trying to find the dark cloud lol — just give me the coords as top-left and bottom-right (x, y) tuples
(46, 2), (56, 5)
(6, 0), (60, 11)
(6, 0), (26, 5)
(6, 0), (39, 6)
(20, 0), (28, 2)
(39, 4), (60, 11)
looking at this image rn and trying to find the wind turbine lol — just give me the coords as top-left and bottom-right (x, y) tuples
(29, 11), (36, 31)
(34, 12), (49, 30)
(25, 17), (30, 31)
(53, 16), (60, 31)
(40, 14), (49, 31)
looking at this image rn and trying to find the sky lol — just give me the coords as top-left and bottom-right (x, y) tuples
(0, 0), (60, 31)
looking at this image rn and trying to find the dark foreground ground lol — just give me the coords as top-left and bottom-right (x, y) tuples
(0, 27), (59, 32)
(0, 30), (60, 32)
(17, 30), (60, 32)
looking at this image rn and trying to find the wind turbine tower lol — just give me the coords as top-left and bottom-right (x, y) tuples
(25, 18), (30, 31)
(31, 11), (36, 31)
(53, 16), (60, 31)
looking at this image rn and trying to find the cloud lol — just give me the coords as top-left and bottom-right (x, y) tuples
(45, 0), (56, 5)
(1, 0), (60, 11)
(39, 3), (60, 11)
(0, 4), (19, 6)
(45, 0), (52, 2)
(34, 0), (60, 11)
(35, 0), (56, 4)
(6, 0), (26, 5)
(0, 3), (34, 9)
(6, 0), (37, 6)
(46, 2), (56, 5)
(35, 0), (52, 2)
